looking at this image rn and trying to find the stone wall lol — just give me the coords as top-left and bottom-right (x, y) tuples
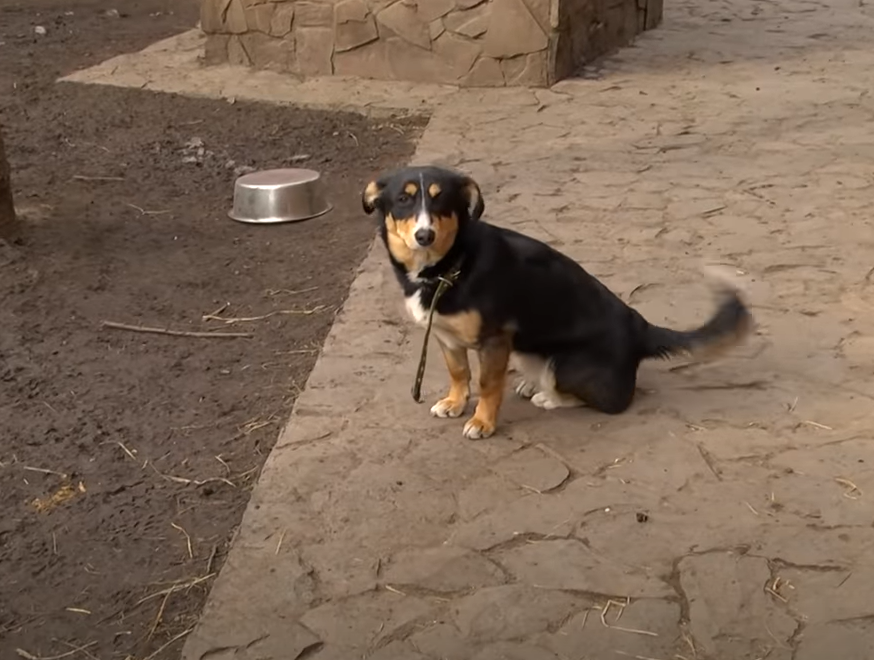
(200, 0), (663, 87)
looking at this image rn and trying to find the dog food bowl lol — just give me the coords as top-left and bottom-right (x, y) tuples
(228, 168), (332, 224)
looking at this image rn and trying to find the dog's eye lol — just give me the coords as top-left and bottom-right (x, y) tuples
(397, 193), (411, 204)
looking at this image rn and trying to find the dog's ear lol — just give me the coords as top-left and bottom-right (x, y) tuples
(362, 178), (386, 215)
(462, 177), (484, 222)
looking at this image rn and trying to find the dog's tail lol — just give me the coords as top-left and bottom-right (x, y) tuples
(640, 266), (753, 361)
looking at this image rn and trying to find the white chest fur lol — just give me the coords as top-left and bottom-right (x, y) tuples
(404, 290), (429, 327)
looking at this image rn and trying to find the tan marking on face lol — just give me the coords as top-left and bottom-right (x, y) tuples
(430, 213), (459, 262)
(464, 335), (512, 439)
(404, 182), (418, 196)
(428, 183), (442, 198)
(433, 342), (471, 417)
(384, 212), (459, 274)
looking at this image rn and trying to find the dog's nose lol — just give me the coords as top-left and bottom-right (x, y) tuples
(415, 228), (436, 247)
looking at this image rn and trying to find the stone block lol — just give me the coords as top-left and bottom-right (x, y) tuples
(433, 31), (482, 78)
(201, 0), (232, 33)
(241, 33), (295, 70)
(227, 34), (252, 65)
(383, 546), (506, 592)
(295, 27), (334, 75)
(296, 1), (334, 27)
(333, 39), (390, 78)
(493, 447), (568, 491)
(202, 34), (230, 64)
(429, 18), (445, 40)
(680, 553), (798, 658)
(460, 56), (504, 86)
(522, 0), (552, 32)
(494, 538), (673, 597)
(378, 1), (432, 50)
(500, 49), (548, 86)
(269, 3), (295, 36)
(335, 0), (379, 52)
(444, 4), (491, 37)
(386, 37), (447, 84)
(224, 0), (248, 33)
(245, 2), (275, 32)
(453, 585), (590, 642)
(646, 0), (663, 29)
(484, 0), (548, 57)
(412, 0), (456, 22)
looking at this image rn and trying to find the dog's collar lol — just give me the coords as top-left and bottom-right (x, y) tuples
(411, 260), (463, 403)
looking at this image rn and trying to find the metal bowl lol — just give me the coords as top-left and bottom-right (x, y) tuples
(228, 168), (332, 224)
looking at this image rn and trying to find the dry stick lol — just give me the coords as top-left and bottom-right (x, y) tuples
(15, 642), (98, 660)
(71, 175), (124, 182)
(141, 627), (194, 660)
(147, 590), (172, 641)
(102, 321), (252, 339)
(171, 522), (194, 559)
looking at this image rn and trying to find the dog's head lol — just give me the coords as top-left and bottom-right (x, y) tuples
(362, 166), (484, 276)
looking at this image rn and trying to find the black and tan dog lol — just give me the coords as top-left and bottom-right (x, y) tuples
(362, 165), (752, 440)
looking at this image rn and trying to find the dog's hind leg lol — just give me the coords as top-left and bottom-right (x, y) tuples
(551, 353), (638, 415)
(511, 352), (550, 399)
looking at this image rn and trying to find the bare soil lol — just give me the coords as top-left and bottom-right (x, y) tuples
(0, 1), (425, 657)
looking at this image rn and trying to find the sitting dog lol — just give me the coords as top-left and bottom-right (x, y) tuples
(362, 165), (752, 440)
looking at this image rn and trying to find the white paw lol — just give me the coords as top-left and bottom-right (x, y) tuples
(430, 397), (467, 418)
(462, 416), (495, 440)
(531, 391), (561, 410)
(514, 378), (537, 399)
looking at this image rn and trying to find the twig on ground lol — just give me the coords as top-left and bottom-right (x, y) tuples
(275, 530), (287, 555)
(102, 320), (253, 339)
(203, 305), (327, 325)
(149, 462), (235, 489)
(171, 522), (194, 559)
(135, 574), (215, 608)
(23, 466), (67, 478)
(126, 203), (170, 216)
(71, 175), (123, 182)
(206, 544), (218, 575)
(599, 600), (658, 637)
(614, 651), (664, 660)
(801, 420), (833, 430)
(384, 585), (406, 596)
(141, 627), (194, 660)
(147, 590), (172, 641)
(15, 642), (98, 660)
(835, 477), (862, 499)
(266, 286), (318, 297)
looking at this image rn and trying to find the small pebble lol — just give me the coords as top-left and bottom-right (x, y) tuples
(636, 512), (649, 523)
(34, 26), (47, 36)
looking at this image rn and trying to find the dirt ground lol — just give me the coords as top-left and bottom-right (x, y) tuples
(0, 1), (425, 657)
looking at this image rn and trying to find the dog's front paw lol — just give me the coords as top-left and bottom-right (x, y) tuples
(514, 378), (537, 399)
(430, 396), (468, 418)
(462, 415), (496, 440)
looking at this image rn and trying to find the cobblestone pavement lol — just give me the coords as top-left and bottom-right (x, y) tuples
(70, 0), (874, 657)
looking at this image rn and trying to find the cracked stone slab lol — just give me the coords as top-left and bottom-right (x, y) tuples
(541, 600), (683, 660)
(300, 590), (435, 650)
(680, 552), (797, 658)
(452, 585), (592, 643)
(495, 539), (673, 598)
(383, 545), (507, 592)
(778, 566), (874, 625)
(493, 446), (570, 492)
(795, 621), (874, 660)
